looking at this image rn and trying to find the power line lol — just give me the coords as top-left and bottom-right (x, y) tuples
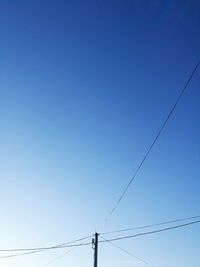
(0, 242), (91, 259)
(0, 217), (199, 253)
(100, 236), (155, 267)
(101, 215), (200, 235)
(40, 236), (91, 267)
(0, 235), (93, 252)
(0, 220), (199, 260)
(103, 59), (200, 226)
(99, 220), (200, 243)
(0, 249), (45, 259)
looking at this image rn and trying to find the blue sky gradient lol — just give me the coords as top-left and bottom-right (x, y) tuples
(0, 1), (200, 267)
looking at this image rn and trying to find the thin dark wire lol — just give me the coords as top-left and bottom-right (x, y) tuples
(0, 235), (93, 252)
(100, 236), (155, 267)
(103, 59), (200, 226)
(101, 215), (200, 235)
(0, 220), (199, 260)
(99, 220), (200, 243)
(0, 249), (44, 259)
(40, 236), (91, 267)
(0, 241), (92, 259)
(48, 235), (93, 249)
(54, 241), (92, 248)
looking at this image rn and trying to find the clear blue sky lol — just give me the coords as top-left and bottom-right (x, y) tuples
(0, 1), (200, 267)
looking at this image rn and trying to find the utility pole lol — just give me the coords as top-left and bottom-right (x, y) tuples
(92, 233), (99, 267)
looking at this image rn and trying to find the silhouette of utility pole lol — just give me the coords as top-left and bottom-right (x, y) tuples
(92, 233), (99, 267)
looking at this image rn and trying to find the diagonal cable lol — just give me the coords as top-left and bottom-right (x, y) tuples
(100, 235), (155, 267)
(99, 220), (200, 243)
(0, 240), (92, 259)
(103, 59), (200, 226)
(40, 236), (92, 267)
(101, 215), (200, 235)
(0, 235), (93, 252)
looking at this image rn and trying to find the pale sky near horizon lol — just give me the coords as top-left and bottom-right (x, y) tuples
(0, 1), (200, 267)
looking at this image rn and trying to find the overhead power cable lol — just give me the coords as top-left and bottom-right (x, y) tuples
(100, 236), (155, 267)
(101, 215), (200, 235)
(0, 220), (199, 260)
(103, 59), (200, 226)
(99, 220), (200, 243)
(0, 235), (92, 252)
(40, 236), (91, 267)
(0, 242), (91, 260)
(0, 249), (45, 259)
